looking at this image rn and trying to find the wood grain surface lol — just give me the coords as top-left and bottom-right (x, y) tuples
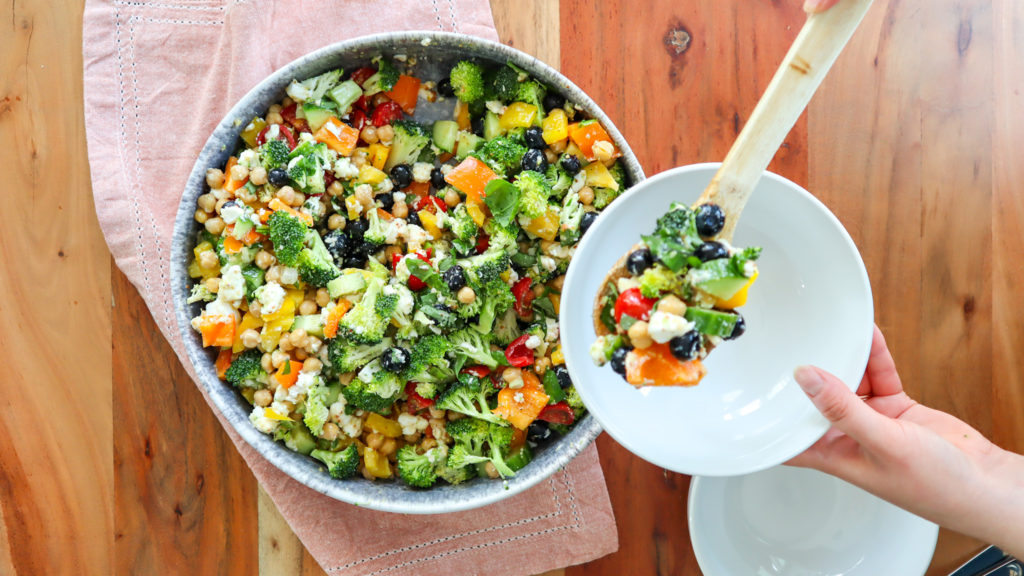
(2, 0), (1023, 574)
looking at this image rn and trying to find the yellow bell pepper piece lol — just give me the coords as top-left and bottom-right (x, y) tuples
(418, 210), (442, 239)
(368, 143), (390, 171)
(285, 288), (305, 310)
(240, 117), (266, 149)
(189, 242), (221, 280)
(551, 345), (565, 365)
(233, 312), (265, 353)
(466, 202), (487, 227)
(542, 108), (568, 144)
(364, 413), (403, 438)
(499, 102), (538, 130)
(548, 293), (561, 315)
(344, 195), (363, 220)
(357, 164), (387, 186)
(565, 140), (584, 160)
(523, 209), (559, 241)
(259, 298), (296, 352)
(717, 271), (758, 310)
(363, 447), (392, 478)
(263, 407), (293, 421)
(583, 161), (620, 191)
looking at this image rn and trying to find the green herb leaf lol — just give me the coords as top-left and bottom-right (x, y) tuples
(483, 179), (521, 227)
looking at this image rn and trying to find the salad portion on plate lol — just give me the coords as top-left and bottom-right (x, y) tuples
(185, 55), (630, 487)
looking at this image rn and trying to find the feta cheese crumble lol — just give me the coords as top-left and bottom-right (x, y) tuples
(647, 310), (695, 344)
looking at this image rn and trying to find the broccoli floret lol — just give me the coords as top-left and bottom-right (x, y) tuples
(338, 278), (391, 344)
(446, 443), (490, 470)
(418, 291), (464, 330)
(444, 420), (515, 478)
(461, 250), (511, 285)
(515, 80), (547, 123)
(375, 291), (399, 319)
(404, 335), (455, 396)
(328, 337), (391, 374)
(436, 448), (477, 485)
(362, 57), (400, 95)
(546, 163), (574, 197)
(267, 210), (307, 266)
(241, 264), (265, 300)
(639, 264), (684, 299)
(286, 69), (343, 104)
(342, 361), (402, 414)
(396, 445), (441, 488)
(564, 385), (586, 418)
(310, 445), (359, 479)
(558, 190), (584, 245)
(640, 203), (702, 272)
(358, 359), (404, 398)
(384, 120), (432, 171)
(493, 308), (521, 346)
(389, 283), (417, 337)
(303, 376), (330, 436)
(608, 160), (626, 190)
(297, 230), (342, 287)
(592, 187), (622, 210)
(260, 139), (291, 170)
(435, 373), (505, 424)
(473, 278), (515, 334)
(449, 204), (479, 256)
(448, 328), (501, 369)
(486, 64), (521, 102)
(364, 205), (391, 245)
(224, 350), (266, 388)
(483, 219), (520, 255)
(514, 170), (553, 218)
(485, 422), (517, 478)
(474, 136), (527, 176)
(446, 417), (490, 454)
(286, 141), (332, 195)
(450, 60), (485, 103)
(187, 284), (216, 304)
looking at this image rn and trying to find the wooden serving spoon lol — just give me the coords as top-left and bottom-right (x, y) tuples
(594, 0), (875, 333)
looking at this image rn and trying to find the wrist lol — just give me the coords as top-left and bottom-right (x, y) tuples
(981, 447), (1024, 556)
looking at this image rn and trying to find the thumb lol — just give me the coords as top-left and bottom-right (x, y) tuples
(794, 365), (890, 448)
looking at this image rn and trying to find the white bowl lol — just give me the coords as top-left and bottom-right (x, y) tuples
(688, 466), (939, 575)
(560, 163), (874, 476)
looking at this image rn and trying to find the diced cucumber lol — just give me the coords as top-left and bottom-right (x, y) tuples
(290, 314), (325, 339)
(302, 103), (334, 132)
(510, 252), (536, 269)
(328, 80), (363, 115)
(327, 272), (367, 298)
(483, 111), (504, 140)
(506, 445), (533, 472)
(683, 307), (738, 338)
(284, 425), (317, 455)
(456, 131), (483, 160)
(324, 382), (343, 406)
(695, 259), (751, 300)
(432, 120), (459, 153)
(231, 217), (254, 241)
(541, 370), (565, 404)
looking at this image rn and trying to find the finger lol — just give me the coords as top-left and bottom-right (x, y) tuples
(804, 0), (842, 13)
(794, 365), (895, 449)
(864, 325), (903, 397)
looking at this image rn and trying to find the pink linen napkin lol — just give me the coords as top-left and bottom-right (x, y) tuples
(82, 0), (618, 574)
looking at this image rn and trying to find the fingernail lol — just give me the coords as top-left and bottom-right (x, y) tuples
(794, 365), (824, 395)
(803, 0), (825, 13)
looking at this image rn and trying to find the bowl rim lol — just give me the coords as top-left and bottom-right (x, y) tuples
(560, 162), (874, 476)
(170, 31), (645, 514)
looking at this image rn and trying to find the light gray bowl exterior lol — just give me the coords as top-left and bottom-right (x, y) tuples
(170, 31), (645, 514)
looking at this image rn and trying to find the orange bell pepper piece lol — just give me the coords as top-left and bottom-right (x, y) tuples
(404, 180), (430, 201)
(455, 100), (471, 131)
(445, 156), (498, 205)
(568, 121), (619, 162)
(215, 349), (233, 378)
(314, 117), (360, 157)
(199, 315), (236, 348)
(384, 75), (421, 115)
(493, 371), (550, 430)
(223, 156), (248, 192)
(268, 198), (314, 226)
(625, 343), (707, 387)
(223, 234), (243, 254)
(274, 359), (304, 389)
(322, 300), (353, 339)
(242, 227), (266, 246)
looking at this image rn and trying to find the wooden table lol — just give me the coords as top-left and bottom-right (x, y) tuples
(3, 0), (1022, 573)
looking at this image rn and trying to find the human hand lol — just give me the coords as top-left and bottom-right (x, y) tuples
(788, 326), (1024, 557)
(804, 0), (843, 13)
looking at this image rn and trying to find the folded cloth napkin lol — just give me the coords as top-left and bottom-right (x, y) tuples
(82, 1), (618, 574)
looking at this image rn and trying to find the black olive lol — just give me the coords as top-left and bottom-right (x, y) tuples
(522, 148), (548, 173)
(343, 255), (366, 269)
(560, 155), (581, 175)
(695, 203), (726, 238)
(406, 210), (422, 227)
(381, 347), (411, 373)
(323, 229), (352, 264)
(524, 126), (546, 150)
(472, 116), (485, 137)
(430, 167), (446, 189)
(626, 248), (654, 276)
(555, 366), (572, 389)
(610, 345), (632, 376)
(528, 420), (553, 442)
(348, 218), (369, 240)
(580, 211), (598, 236)
(669, 331), (702, 361)
(268, 168), (289, 187)
(437, 78), (455, 97)
(376, 192), (395, 212)
(726, 313), (746, 340)
(542, 92), (566, 111)
(357, 240), (383, 256)
(695, 241), (729, 262)
(390, 164), (413, 189)
(442, 265), (467, 292)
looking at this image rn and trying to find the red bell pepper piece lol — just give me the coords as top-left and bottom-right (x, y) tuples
(415, 195), (448, 213)
(537, 402), (575, 425)
(256, 124), (297, 150)
(280, 103), (309, 133)
(475, 233), (490, 254)
(461, 365), (491, 379)
(371, 101), (404, 127)
(614, 287), (657, 323)
(352, 94), (368, 111)
(505, 335), (535, 368)
(404, 382), (435, 412)
(512, 277), (535, 317)
(349, 109), (367, 132)
(392, 250), (432, 291)
(350, 67), (376, 86)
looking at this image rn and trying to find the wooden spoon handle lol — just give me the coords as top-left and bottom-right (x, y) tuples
(699, 0), (875, 242)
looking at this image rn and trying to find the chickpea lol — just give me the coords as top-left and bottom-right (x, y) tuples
(194, 209), (209, 224)
(205, 169), (225, 189)
(299, 299), (318, 316)
(592, 140), (615, 163)
(457, 286), (476, 304)
(377, 124), (395, 143)
(281, 96), (294, 107)
(360, 125), (379, 144)
(354, 185), (374, 209)
(253, 389), (273, 407)
(254, 250), (275, 270)
(215, 198), (229, 214)
(384, 245), (402, 264)
(502, 367), (523, 383)
(532, 283), (545, 298)
(316, 289), (331, 307)
(261, 353), (273, 373)
(264, 266), (281, 283)
(278, 338), (293, 353)
(275, 185), (296, 206)
(271, 350), (289, 368)
(404, 432), (422, 444)
(290, 329), (309, 348)
(265, 111), (284, 125)
(294, 348), (308, 361)
(328, 181), (345, 197)
(321, 422), (340, 441)
(248, 300), (261, 317)
(428, 407), (446, 420)
(199, 250), (219, 270)
(277, 400), (295, 414)
(544, 149), (558, 165)
(351, 153), (367, 168)
(303, 357), (322, 373)
(484, 461), (500, 479)
(380, 438), (398, 457)
(322, 215), (343, 233)
(656, 295), (687, 316)
(628, 320), (653, 349)
(240, 329), (261, 349)
(446, 411), (464, 421)
(366, 432), (385, 450)
(290, 191), (305, 208)
(249, 166), (268, 186)
(267, 104), (282, 115)
(204, 217), (225, 235)
(420, 437), (438, 451)
(534, 357), (552, 375)
(579, 186), (595, 206)
(444, 188), (461, 207)
(205, 277), (220, 293)
(391, 199), (408, 219)
(230, 163), (249, 182)
(551, 274), (566, 291)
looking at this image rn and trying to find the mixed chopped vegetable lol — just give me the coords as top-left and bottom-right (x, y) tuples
(591, 203), (760, 387)
(187, 56), (627, 487)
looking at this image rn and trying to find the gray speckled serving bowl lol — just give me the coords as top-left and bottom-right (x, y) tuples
(171, 32), (645, 514)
